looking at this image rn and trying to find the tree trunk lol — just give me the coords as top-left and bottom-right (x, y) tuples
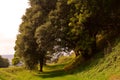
(91, 39), (97, 54)
(81, 49), (90, 60)
(39, 59), (43, 72)
(75, 51), (80, 57)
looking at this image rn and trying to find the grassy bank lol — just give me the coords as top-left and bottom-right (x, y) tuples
(0, 40), (120, 80)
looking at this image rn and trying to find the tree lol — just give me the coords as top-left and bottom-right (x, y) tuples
(35, 0), (71, 66)
(15, 0), (46, 70)
(15, 0), (57, 71)
(66, 0), (120, 59)
(0, 55), (9, 68)
(14, 0), (120, 71)
(12, 57), (20, 66)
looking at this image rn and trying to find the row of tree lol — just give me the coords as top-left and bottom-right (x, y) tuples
(14, 0), (120, 71)
(0, 55), (9, 68)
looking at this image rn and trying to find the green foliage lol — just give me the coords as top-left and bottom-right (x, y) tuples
(14, 0), (120, 72)
(0, 56), (9, 68)
(67, 0), (120, 59)
(15, 0), (58, 71)
(0, 0), (120, 80)
(12, 57), (20, 66)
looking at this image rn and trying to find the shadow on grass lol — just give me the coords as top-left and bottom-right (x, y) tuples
(35, 63), (69, 78)
(39, 69), (67, 78)
(45, 63), (66, 70)
(35, 52), (105, 78)
(73, 52), (105, 73)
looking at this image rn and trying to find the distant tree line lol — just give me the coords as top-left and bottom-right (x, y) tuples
(0, 55), (9, 68)
(14, 0), (120, 72)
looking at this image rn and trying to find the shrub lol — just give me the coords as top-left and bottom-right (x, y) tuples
(0, 56), (9, 68)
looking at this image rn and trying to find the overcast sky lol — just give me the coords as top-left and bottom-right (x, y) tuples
(0, 0), (29, 55)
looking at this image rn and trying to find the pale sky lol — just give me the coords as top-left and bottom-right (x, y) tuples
(0, 0), (29, 55)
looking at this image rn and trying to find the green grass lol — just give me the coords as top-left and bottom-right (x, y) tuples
(0, 40), (120, 80)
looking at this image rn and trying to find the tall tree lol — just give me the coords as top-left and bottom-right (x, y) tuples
(35, 0), (70, 71)
(15, 0), (47, 70)
(15, 0), (57, 71)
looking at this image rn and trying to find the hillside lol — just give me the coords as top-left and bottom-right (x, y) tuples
(0, 39), (120, 80)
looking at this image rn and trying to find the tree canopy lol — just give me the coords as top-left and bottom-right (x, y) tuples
(14, 0), (120, 71)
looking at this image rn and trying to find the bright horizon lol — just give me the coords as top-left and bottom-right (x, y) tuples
(0, 0), (29, 55)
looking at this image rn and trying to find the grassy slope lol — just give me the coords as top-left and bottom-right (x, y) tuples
(0, 40), (120, 80)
